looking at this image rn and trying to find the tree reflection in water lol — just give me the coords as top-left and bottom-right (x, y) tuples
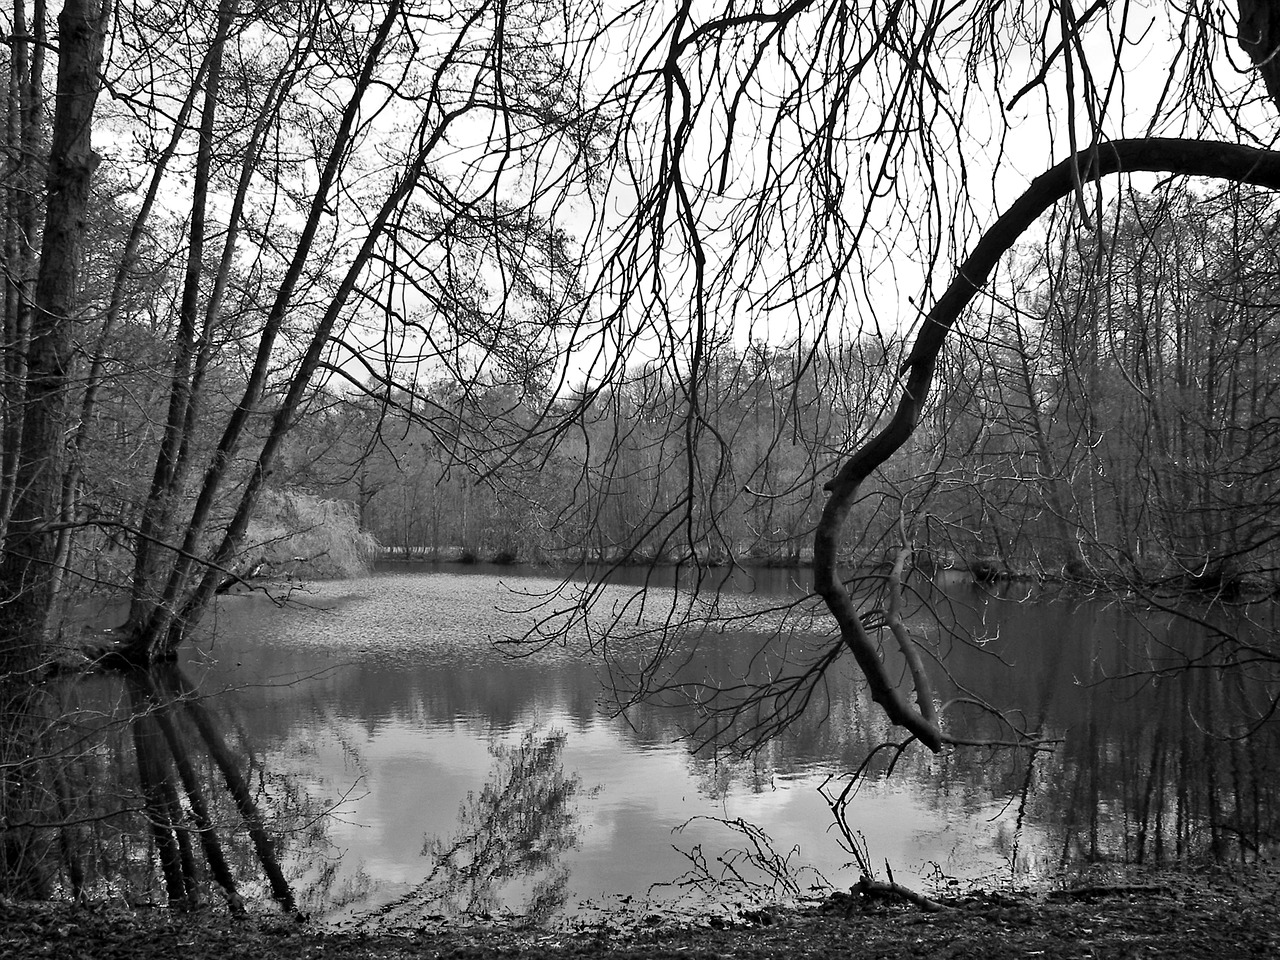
(0, 665), (321, 912)
(638, 575), (1280, 884)
(5, 578), (1277, 915)
(1029, 637), (1280, 872)
(866, 594), (1280, 878)
(362, 726), (593, 928)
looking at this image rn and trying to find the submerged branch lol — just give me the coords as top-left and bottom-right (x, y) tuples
(885, 542), (937, 730)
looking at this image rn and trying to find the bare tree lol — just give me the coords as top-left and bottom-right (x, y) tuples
(1, 0), (608, 667)
(549, 3), (1280, 754)
(0, 0), (111, 670)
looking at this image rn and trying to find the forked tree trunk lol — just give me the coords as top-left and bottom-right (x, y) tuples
(123, 0), (409, 660)
(128, 0), (238, 631)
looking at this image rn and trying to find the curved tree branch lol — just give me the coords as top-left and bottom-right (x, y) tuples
(814, 138), (1280, 753)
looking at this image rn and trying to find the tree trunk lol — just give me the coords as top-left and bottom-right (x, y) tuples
(0, 0), (108, 671)
(0, 0), (45, 546)
(1238, 1), (1280, 111)
(129, 0), (236, 629)
(125, 0), (409, 658)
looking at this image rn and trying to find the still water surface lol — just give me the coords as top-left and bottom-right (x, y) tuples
(160, 563), (1278, 925)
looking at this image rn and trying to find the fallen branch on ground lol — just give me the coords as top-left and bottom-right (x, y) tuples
(853, 875), (946, 913)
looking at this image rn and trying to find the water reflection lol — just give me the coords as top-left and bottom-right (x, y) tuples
(896, 580), (1280, 875)
(4, 566), (1277, 919)
(1025, 639), (1277, 871)
(0, 665), (302, 911)
(361, 726), (594, 927)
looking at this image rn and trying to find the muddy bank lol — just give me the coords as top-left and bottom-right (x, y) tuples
(3, 870), (1277, 960)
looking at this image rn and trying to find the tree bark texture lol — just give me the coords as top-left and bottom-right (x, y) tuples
(1238, 0), (1280, 112)
(0, 0), (109, 670)
(1, 0), (45, 546)
(814, 139), (1280, 753)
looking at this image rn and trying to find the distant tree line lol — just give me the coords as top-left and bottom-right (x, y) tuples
(11, 171), (1273, 649)
(273, 183), (1280, 596)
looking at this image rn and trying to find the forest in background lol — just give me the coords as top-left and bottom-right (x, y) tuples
(267, 184), (1280, 599)
(17, 177), (1280, 636)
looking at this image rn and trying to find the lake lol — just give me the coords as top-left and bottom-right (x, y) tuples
(24, 564), (1280, 925)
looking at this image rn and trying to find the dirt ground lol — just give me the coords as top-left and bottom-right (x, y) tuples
(3, 869), (1278, 960)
